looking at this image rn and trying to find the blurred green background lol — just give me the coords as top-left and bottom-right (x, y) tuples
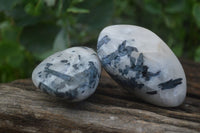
(0, 0), (200, 83)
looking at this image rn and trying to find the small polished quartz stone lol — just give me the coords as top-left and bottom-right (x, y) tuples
(32, 47), (101, 102)
(97, 25), (187, 107)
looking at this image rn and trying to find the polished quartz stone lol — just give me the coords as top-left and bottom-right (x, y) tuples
(32, 47), (101, 102)
(97, 25), (187, 107)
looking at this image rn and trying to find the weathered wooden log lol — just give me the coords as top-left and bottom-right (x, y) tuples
(0, 59), (200, 133)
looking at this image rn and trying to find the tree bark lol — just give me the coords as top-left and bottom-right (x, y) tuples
(0, 59), (200, 133)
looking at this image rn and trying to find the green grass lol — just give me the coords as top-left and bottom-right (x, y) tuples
(0, 0), (200, 82)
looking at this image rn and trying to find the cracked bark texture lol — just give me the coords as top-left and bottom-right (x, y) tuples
(0, 59), (200, 133)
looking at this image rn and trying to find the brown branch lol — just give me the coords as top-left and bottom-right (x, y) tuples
(0, 59), (200, 133)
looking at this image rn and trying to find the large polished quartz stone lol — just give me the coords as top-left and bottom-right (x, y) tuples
(97, 25), (187, 107)
(32, 47), (101, 102)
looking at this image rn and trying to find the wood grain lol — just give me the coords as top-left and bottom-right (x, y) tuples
(0, 60), (200, 133)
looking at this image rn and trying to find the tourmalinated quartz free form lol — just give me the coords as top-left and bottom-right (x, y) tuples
(32, 47), (101, 102)
(97, 25), (187, 107)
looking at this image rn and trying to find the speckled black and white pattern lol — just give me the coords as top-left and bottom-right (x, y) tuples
(32, 47), (101, 102)
(97, 25), (187, 107)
